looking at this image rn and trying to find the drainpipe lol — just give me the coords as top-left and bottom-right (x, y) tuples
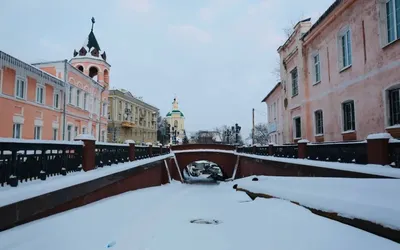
(62, 60), (67, 140)
(98, 86), (106, 141)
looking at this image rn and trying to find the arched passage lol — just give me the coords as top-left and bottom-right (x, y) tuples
(174, 151), (237, 179)
(183, 160), (226, 183)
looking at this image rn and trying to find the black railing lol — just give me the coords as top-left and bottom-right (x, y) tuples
(272, 145), (298, 158)
(307, 141), (368, 164)
(135, 146), (150, 159)
(255, 146), (269, 155)
(152, 146), (161, 156)
(95, 143), (130, 168)
(0, 141), (82, 187)
(389, 142), (400, 168)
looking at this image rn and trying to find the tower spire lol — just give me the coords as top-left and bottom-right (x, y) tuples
(91, 17), (95, 32)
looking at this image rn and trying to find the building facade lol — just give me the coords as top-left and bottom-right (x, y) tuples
(265, 0), (400, 144)
(32, 19), (109, 142)
(262, 82), (283, 144)
(108, 89), (159, 144)
(166, 97), (185, 144)
(0, 51), (66, 140)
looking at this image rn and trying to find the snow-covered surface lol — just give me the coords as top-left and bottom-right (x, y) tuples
(0, 182), (399, 250)
(0, 154), (173, 207)
(74, 134), (96, 141)
(124, 140), (135, 144)
(237, 153), (400, 178)
(367, 133), (392, 140)
(390, 138), (400, 143)
(309, 140), (367, 145)
(298, 139), (310, 143)
(96, 142), (128, 147)
(235, 176), (400, 230)
(0, 137), (83, 145)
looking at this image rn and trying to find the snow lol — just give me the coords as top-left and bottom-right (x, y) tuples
(234, 176), (400, 230)
(0, 154), (173, 207)
(0, 137), (83, 145)
(386, 124), (400, 129)
(173, 149), (236, 154)
(74, 134), (96, 141)
(237, 153), (400, 178)
(367, 133), (392, 140)
(124, 140), (135, 144)
(298, 139), (310, 143)
(0, 182), (399, 250)
(96, 142), (129, 147)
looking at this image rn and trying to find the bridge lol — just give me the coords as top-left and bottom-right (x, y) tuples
(1, 138), (400, 246)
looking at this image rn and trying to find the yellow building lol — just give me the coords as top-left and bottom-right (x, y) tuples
(166, 97), (185, 144)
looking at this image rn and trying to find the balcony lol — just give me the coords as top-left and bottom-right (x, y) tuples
(121, 121), (135, 128)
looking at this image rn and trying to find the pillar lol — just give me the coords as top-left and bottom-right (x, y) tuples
(148, 144), (153, 157)
(367, 133), (391, 165)
(75, 134), (96, 172)
(297, 139), (309, 159)
(125, 140), (136, 161)
(268, 143), (274, 155)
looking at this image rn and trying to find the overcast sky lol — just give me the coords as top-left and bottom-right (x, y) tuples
(0, 0), (333, 139)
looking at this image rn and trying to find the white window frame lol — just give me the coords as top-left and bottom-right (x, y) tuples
(36, 82), (45, 104)
(15, 76), (27, 99)
(68, 86), (73, 104)
(290, 67), (298, 97)
(76, 89), (81, 108)
(383, 0), (400, 45)
(53, 128), (58, 140)
(53, 91), (61, 109)
(341, 100), (356, 132)
(312, 52), (321, 84)
(337, 26), (352, 71)
(13, 123), (22, 139)
(84, 92), (88, 110)
(292, 116), (301, 139)
(314, 109), (324, 136)
(67, 124), (73, 141)
(34, 126), (42, 140)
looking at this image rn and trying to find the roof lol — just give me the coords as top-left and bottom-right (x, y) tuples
(277, 18), (311, 52)
(261, 82), (282, 103)
(109, 89), (159, 111)
(301, 0), (343, 41)
(87, 30), (101, 52)
(166, 110), (184, 117)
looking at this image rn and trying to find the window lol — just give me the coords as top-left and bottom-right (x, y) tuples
(102, 103), (107, 116)
(313, 54), (321, 83)
(54, 92), (60, 109)
(101, 130), (106, 142)
(76, 90), (81, 107)
(82, 127), (87, 134)
(314, 110), (324, 135)
(293, 117), (301, 139)
(36, 85), (44, 104)
(15, 77), (26, 99)
(13, 124), (22, 139)
(53, 128), (58, 140)
(69, 86), (73, 104)
(389, 88), (400, 126)
(34, 126), (42, 140)
(75, 126), (79, 137)
(84, 93), (88, 110)
(339, 28), (352, 69)
(291, 68), (298, 97)
(67, 125), (72, 141)
(386, 0), (400, 43)
(342, 100), (356, 131)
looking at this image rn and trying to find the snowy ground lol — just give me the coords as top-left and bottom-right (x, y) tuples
(1, 181), (399, 250)
(235, 176), (400, 230)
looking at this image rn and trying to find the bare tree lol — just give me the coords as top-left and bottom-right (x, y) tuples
(248, 123), (269, 145)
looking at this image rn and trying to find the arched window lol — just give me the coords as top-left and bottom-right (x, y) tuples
(77, 65), (84, 72)
(174, 120), (178, 128)
(89, 66), (99, 81)
(104, 69), (109, 84)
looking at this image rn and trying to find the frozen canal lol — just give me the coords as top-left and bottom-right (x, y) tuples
(0, 181), (399, 250)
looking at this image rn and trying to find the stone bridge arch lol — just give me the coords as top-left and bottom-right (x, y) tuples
(171, 144), (238, 178)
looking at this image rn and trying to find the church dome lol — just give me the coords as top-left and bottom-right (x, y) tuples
(166, 110), (184, 117)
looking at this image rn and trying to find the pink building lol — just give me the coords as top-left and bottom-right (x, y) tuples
(265, 0), (400, 144)
(0, 18), (109, 141)
(262, 82), (284, 144)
